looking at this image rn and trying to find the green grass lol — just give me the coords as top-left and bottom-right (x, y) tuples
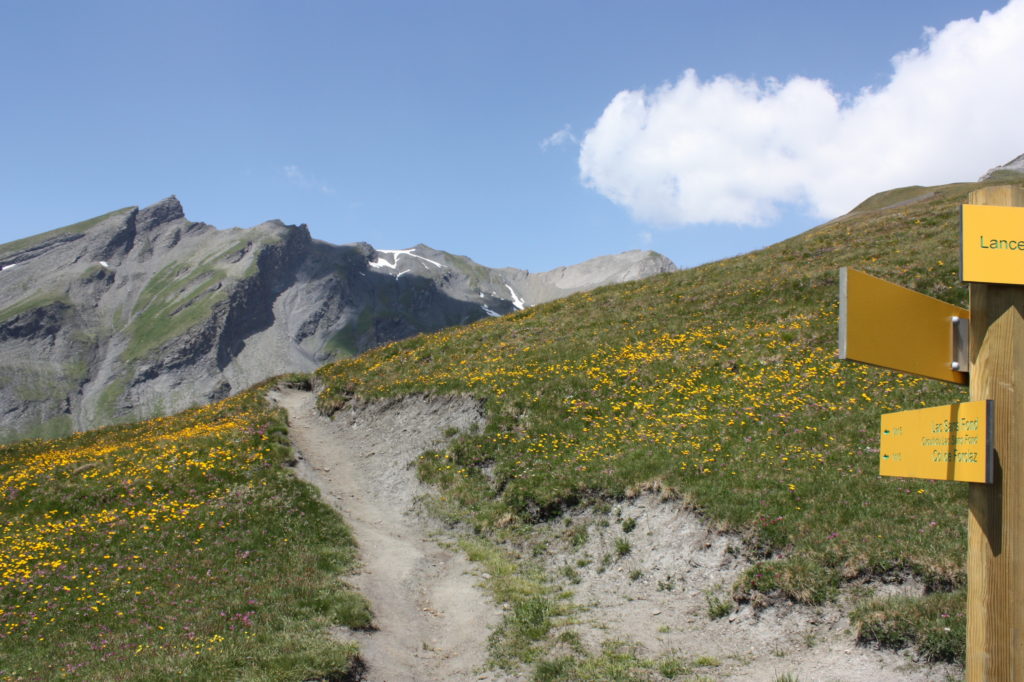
(0, 415), (74, 445)
(0, 365), (68, 405)
(445, 252), (503, 291)
(0, 386), (368, 680)
(0, 362), (88, 444)
(849, 185), (932, 213)
(534, 641), (717, 682)
(0, 293), (69, 326)
(124, 239), (267, 362)
(324, 307), (376, 359)
(978, 169), (1024, 184)
(314, 179), (1020, 667)
(706, 592), (732, 620)
(852, 590), (965, 662)
(0, 208), (133, 260)
(457, 536), (566, 668)
(3, 177), (1011, 677)
(125, 261), (231, 361)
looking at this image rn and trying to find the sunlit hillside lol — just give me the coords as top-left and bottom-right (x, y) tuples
(315, 180), (995, 667)
(0, 387), (370, 680)
(2, 178), (1013, 679)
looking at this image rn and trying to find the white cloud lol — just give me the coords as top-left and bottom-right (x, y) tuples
(579, 1), (1024, 226)
(283, 164), (335, 195)
(540, 124), (578, 150)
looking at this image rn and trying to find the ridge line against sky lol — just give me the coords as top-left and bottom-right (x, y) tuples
(1, 1), (1020, 272)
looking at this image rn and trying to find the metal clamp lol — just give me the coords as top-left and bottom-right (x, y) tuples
(952, 316), (969, 372)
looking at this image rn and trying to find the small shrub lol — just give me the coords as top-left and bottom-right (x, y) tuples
(659, 658), (687, 678)
(621, 517), (637, 533)
(569, 526), (589, 548)
(614, 537), (631, 558)
(852, 591), (966, 663)
(561, 565), (581, 584)
(706, 594), (732, 620)
(511, 597), (555, 641)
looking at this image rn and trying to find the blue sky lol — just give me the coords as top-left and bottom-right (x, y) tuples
(1, 1), (1019, 272)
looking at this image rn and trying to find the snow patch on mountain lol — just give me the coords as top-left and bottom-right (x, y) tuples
(370, 248), (444, 272)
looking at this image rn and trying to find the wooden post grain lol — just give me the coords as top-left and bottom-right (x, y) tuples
(967, 184), (1024, 680)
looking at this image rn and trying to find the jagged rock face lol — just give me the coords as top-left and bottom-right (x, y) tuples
(0, 197), (675, 441)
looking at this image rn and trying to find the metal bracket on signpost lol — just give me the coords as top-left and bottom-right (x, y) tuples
(952, 316), (970, 372)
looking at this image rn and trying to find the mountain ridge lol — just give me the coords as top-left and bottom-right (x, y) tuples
(0, 197), (674, 441)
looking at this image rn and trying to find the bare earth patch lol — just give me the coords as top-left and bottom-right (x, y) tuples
(271, 388), (520, 682)
(542, 496), (962, 681)
(274, 388), (962, 681)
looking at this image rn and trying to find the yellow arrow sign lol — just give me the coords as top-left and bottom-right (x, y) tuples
(880, 400), (993, 483)
(839, 268), (968, 384)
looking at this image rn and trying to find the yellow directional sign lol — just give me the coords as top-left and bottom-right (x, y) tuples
(839, 268), (968, 384)
(879, 400), (994, 483)
(962, 203), (1024, 285)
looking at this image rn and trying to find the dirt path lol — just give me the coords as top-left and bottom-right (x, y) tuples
(273, 387), (961, 681)
(270, 388), (514, 682)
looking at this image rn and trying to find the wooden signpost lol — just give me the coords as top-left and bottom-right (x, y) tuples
(840, 185), (1024, 680)
(964, 186), (1024, 680)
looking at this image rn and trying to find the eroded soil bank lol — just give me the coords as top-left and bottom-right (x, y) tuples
(272, 388), (517, 682)
(537, 495), (962, 681)
(274, 387), (961, 681)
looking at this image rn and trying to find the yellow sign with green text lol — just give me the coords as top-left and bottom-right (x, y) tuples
(962, 204), (1024, 285)
(879, 400), (994, 483)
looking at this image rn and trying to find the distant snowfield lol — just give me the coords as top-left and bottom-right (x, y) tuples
(369, 248), (443, 274)
(505, 284), (525, 311)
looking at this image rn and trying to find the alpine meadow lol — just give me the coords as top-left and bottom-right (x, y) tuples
(3, 177), (1007, 680)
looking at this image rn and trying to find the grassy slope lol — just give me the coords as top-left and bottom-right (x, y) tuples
(124, 237), (261, 363)
(0, 209), (133, 260)
(0, 179), (1009, 678)
(0, 384), (369, 681)
(316, 180), (1011, 666)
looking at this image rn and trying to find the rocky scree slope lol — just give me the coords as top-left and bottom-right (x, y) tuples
(0, 197), (674, 441)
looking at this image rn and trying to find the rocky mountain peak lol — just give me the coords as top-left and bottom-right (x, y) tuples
(0, 198), (674, 442)
(979, 153), (1024, 181)
(136, 195), (186, 231)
